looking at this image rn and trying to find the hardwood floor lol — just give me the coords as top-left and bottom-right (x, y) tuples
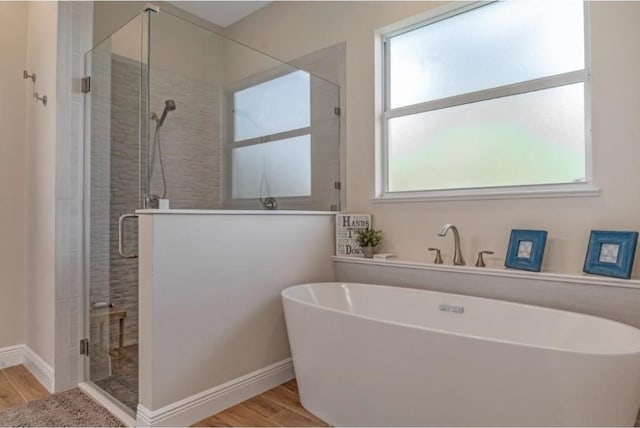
(0, 368), (325, 427)
(0, 367), (636, 427)
(0, 365), (49, 412)
(0, 367), (324, 427)
(193, 380), (330, 427)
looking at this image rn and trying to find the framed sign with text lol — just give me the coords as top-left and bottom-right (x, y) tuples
(336, 214), (371, 257)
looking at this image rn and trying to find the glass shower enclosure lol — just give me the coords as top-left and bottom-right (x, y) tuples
(84, 6), (341, 416)
(84, 12), (148, 413)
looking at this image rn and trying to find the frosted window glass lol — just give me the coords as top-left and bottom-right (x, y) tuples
(234, 71), (310, 141)
(232, 135), (311, 199)
(388, 84), (585, 192)
(389, 1), (584, 108)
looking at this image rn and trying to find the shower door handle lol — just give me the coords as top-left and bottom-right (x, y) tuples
(118, 214), (138, 259)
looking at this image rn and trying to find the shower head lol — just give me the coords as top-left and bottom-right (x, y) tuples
(155, 99), (176, 128)
(164, 99), (176, 111)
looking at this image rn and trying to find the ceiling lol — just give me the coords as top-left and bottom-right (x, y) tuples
(168, 1), (271, 28)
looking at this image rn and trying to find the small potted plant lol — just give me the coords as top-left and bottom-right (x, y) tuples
(356, 228), (383, 258)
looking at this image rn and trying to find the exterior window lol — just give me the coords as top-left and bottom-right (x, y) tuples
(232, 70), (311, 199)
(382, 1), (588, 195)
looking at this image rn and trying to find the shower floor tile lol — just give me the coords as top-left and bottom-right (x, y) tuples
(94, 344), (138, 412)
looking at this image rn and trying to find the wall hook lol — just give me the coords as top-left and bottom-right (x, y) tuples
(23, 70), (36, 82)
(34, 92), (47, 106)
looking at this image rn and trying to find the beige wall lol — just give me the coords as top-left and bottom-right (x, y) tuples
(227, 1), (640, 276)
(25, 1), (58, 366)
(93, 1), (226, 45)
(93, 1), (147, 46)
(0, 2), (28, 350)
(94, 1), (224, 83)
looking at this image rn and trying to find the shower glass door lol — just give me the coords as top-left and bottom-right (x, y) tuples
(147, 9), (341, 211)
(84, 12), (149, 414)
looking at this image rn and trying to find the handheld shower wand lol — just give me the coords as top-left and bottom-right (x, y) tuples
(149, 99), (177, 206)
(151, 99), (176, 128)
(158, 99), (176, 127)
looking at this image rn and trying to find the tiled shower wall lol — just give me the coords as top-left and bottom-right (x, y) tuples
(105, 56), (141, 351)
(96, 55), (222, 350)
(148, 64), (223, 210)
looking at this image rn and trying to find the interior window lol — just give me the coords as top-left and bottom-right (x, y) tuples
(232, 70), (312, 199)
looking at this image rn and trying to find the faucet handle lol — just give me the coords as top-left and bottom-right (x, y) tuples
(428, 248), (443, 264)
(475, 250), (495, 268)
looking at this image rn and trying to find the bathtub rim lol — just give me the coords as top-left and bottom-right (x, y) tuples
(282, 281), (640, 356)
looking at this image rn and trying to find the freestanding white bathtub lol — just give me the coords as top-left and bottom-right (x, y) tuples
(282, 282), (640, 427)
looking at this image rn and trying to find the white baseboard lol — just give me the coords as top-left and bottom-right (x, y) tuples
(0, 345), (25, 369)
(23, 346), (55, 393)
(79, 382), (137, 427)
(137, 358), (294, 427)
(0, 344), (55, 393)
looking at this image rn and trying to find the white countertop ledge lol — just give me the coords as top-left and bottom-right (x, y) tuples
(333, 256), (640, 290)
(136, 209), (336, 216)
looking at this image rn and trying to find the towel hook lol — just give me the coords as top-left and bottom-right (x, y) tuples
(23, 70), (36, 82)
(34, 92), (47, 106)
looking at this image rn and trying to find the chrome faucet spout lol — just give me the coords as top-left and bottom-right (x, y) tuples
(438, 224), (465, 265)
(438, 224), (452, 237)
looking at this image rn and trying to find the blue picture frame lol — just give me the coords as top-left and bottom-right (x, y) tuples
(583, 231), (638, 279)
(504, 229), (548, 272)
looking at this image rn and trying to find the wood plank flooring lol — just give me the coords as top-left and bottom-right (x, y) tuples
(0, 365), (49, 412)
(193, 379), (330, 427)
(0, 368), (329, 427)
(3, 367), (634, 427)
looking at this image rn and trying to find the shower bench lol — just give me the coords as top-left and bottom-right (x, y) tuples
(90, 306), (127, 357)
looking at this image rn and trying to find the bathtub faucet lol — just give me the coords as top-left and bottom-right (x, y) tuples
(438, 224), (465, 266)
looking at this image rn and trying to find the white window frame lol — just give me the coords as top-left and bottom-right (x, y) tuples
(374, 1), (598, 203)
(226, 68), (313, 203)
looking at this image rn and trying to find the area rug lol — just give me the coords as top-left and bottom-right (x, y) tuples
(0, 388), (122, 427)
